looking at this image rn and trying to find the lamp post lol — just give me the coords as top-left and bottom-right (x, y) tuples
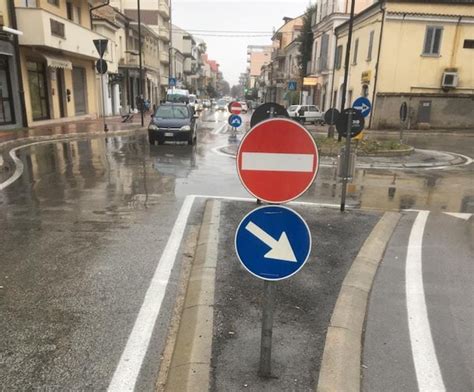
(137, 0), (144, 126)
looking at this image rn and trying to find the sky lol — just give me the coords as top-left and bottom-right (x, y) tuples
(172, 0), (314, 86)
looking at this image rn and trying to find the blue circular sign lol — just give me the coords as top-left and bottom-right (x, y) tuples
(235, 205), (311, 281)
(352, 97), (372, 118)
(228, 114), (242, 128)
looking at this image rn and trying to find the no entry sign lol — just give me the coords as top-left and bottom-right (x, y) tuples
(229, 101), (242, 115)
(237, 118), (319, 203)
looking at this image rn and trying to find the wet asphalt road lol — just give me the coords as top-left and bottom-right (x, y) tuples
(0, 108), (473, 390)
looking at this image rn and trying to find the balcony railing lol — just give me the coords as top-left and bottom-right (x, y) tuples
(316, 57), (328, 73)
(271, 48), (285, 60)
(160, 51), (169, 64)
(158, 0), (170, 20)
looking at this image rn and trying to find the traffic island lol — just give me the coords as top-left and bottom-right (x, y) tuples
(210, 200), (382, 391)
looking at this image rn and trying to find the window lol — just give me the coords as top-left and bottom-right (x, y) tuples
(352, 38), (359, 64)
(463, 39), (474, 49)
(423, 26), (443, 55)
(50, 19), (65, 38)
(335, 45), (343, 69)
(367, 31), (374, 61)
(48, 0), (59, 6)
(0, 56), (15, 125)
(66, 2), (73, 21)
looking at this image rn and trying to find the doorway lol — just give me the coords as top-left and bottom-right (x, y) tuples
(57, 69), (67, 118)
(72, 67), (87, 115)
(27, 60), (50, 121)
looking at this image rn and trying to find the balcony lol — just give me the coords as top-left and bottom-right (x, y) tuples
(16, 7), (105, 60)
(160, 51), (169, 64)
(315, 57), (329, 73)
(272, 71), (285, 81)
(158, 26), (170, 42)
(125, 52), (140, 67)
(271, 48), (285, 60)
(158, 0), (170, 20)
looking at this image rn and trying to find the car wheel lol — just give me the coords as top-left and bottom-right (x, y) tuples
(148, 136), (155, 145)
(157, 138), (164, 145)
(188, 132), (195, 145)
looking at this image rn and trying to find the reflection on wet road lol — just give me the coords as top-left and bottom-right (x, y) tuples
(0, 108), (472, 389)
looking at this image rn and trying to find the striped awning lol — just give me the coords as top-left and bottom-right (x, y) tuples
(43, 54), (73, 70)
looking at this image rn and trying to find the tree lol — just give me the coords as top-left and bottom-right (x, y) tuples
(230, 85), (243, 98)
(217, 79), (230, 97)
(206, 84), (217, 98)
(298, 4), (316, 77)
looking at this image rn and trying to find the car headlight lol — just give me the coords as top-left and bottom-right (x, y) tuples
(149, 124), (158, 130)
(180, 125), (191, 131)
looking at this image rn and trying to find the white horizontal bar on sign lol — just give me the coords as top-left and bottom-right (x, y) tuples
(241, 152), (314, 172)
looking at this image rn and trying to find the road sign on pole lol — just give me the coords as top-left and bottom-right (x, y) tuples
(228, 114), (242, 128)
(288, 81), (297, 91)
(95, 59), (108, 74)
(229, 101), (242, 115)
(93, 39), (108, 58)
(352, 97), (372, 118)
(169, 77), (176, 87)
(336, 108), (365, 138)
(235, 205), (311, 281)
(250, 102), (288, 128)
(237, 118), (319, 204)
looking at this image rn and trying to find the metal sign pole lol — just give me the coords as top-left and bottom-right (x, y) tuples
(259, 279), (275, 377)
(340, 110), (353, 211)
(100, 71), (108, 132)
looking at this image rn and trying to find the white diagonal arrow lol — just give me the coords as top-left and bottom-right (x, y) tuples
(245, 221), (297, 262)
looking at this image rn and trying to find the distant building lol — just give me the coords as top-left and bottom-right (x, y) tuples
(111, 0), (171, 100)
(246, 45), (272, 89)
(268, 16), (304, 106)
(333, 0), (474, 129)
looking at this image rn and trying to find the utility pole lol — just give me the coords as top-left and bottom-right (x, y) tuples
(340, 0), (356, 211)
(168, 0), (173, 87)
(137, 0), (144, 126)
(338, 0), (356, 142)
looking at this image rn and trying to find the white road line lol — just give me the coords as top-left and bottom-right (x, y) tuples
(241, 152), (314, 172)
(443, 212), (472, 221)
(406, 211), (446, 392)
(107, 194), (195, 392)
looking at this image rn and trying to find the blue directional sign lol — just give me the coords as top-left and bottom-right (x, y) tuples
(228, 114), (242, 128)
(288, 81), (297, 91)
(352, 97), (372, 118)
(169, 77), (177, 87)
(235, 205), (311, 281)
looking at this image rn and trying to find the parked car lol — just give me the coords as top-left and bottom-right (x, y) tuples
(239, 101), (248, 113)
(287, 105), (324, 124)
(148, 103), (197, 145)
(216, 99), (227, 111)
(203, 99), (211, 109)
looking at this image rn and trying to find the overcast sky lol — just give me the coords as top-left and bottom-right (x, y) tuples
(172, 0), (314, 86)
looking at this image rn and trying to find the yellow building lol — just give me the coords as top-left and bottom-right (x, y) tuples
(14, 0), (108, 126)
(333, 0), (474, 129)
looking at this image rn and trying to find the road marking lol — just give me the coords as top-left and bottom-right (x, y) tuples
(443, 212), (471, 220)
(242, 152), (314, 172)
(107, 195), (195, 392)
(406, 211), (446, 392)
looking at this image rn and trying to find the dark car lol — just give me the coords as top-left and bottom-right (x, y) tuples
(148, 103), (197, 145)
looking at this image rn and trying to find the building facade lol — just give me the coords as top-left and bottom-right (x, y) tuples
(0, 1), (25, 130)
(268, 16), (304, 106)
(333, 0), (474, 129)
(306, 0), (373, 111)
(14, 0), (105, 126)
(110, 0), (170, 100)
(246, 45), (271, 89)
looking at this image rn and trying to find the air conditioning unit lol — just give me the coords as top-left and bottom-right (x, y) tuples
(441, 71), (458, 88)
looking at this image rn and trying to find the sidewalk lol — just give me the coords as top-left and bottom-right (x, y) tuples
(0, 116), (145, 147)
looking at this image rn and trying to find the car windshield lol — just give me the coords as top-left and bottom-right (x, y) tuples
(154, 105), (189, 119)
(288, 105), (298, 111)
(217, 100), (226, 106)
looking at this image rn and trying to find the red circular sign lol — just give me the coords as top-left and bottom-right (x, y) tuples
(237, 118), (319, 203)
(229, 101), (242, 114)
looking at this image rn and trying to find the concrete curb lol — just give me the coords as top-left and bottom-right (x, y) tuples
(164, 199), (221, 392)
(316, 211), (401, 392)
(0, 127), (146, 152)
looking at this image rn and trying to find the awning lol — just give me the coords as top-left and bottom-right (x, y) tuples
(1, 26), (23, 36)
(42, 54), (73, 70)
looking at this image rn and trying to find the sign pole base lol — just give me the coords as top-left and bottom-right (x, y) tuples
(340, 110), (353, 212)
(259, 280), (275, 378)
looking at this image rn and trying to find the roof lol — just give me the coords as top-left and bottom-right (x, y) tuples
(91, 5), (129, 28)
